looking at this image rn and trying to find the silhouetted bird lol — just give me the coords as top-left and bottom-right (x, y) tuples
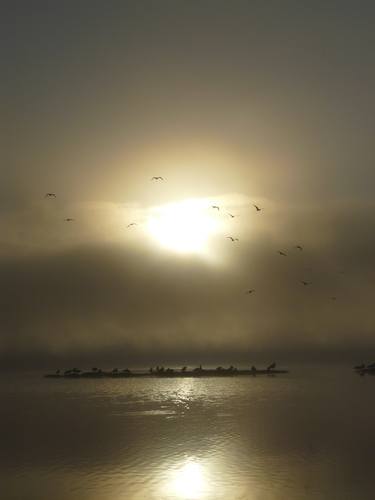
(246, 289), (255, 294)
(64, 218), (75, 222)
(211, 205), (220, 210)
(226, 236), (239, 242)
(278, 251), (287, 256)
(296, 245), (303, 251)
(151, 176), (164, 181)
(267, 362), (276, 371)
(301, 281), (311, 286)
(253, 204), (262, 212)
(127, 223), (137, 228)
(45, 193), (56, 198)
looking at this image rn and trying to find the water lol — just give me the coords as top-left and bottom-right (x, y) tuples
(1, 366), (374, 499)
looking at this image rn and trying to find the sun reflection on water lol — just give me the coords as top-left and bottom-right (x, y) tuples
(165, 459), (208, 499)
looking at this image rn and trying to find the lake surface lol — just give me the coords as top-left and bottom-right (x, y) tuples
(1, 366), (374, 499)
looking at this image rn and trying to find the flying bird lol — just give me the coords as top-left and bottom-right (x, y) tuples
(253, 204), (262, 212)
(301, 281), (311, 286)
(211, 205), (220, 210)
(226, 236), (239, 242)
(278, 251), (287, 256)
(267, 362), (276, 371)
(227, 213), (235, 218)
(295, 245), (303, 251)
(64, 218), (75, 222)
(151, 176), (164, 181)
(45, 193), (56, 198)
(246, 289), (255, 294)
(127, 223), (137, 228)
(331, 296), (337, 301)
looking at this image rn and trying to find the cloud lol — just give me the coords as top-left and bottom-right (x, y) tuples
(1, 198), (375, 368)
(3, 0), (375, 368)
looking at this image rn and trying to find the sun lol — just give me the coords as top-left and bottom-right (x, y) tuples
(147, 198), (221, 255)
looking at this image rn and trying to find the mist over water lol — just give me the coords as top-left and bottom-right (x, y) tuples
(2, 366), (374, 500)
(3, 2), (375, 498)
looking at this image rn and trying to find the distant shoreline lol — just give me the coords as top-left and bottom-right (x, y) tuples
(44, 367), (289, 379)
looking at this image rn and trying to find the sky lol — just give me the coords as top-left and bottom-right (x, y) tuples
(2, 1), (375, 368)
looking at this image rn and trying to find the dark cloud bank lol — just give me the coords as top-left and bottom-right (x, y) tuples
(1, 202), (375, 370)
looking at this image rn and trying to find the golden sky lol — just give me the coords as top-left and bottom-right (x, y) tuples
(2, 1), (375, 367)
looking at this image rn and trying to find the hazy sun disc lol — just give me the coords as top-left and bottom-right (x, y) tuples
(147, 199), (221, 254)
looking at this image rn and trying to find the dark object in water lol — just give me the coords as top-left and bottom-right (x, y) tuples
(353, 362), (375, 376)
(353, 363), (365, 370)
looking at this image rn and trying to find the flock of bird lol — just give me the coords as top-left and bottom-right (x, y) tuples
(207, 195), (338, 301)
(44, 176), (340, 301)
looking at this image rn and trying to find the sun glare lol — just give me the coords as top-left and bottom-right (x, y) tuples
(167, 460), (207, 499)
(147, 199), (221, 255)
